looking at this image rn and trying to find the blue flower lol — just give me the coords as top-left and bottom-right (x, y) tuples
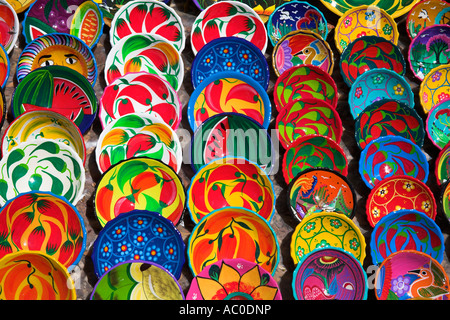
(238, 49), (253, 63)
(153, 223), (168, 237)
(132, 231), (148, 246)
(132, 216), (149, 229)
(146, 245), (162, 261)
(365, 10), (375, 21)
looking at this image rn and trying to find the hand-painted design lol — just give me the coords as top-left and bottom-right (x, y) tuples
(366, 175), (437, 228)
(94, 157), (185, 227)
(407, 0), (450, 40)
(0, 251), (76, 300)
(435, 142), (450, 186)
(0, 191), (86, 270)
(355, 99), (424, 150)
(292, 247), (368, 300)
(91, 260), (184, 300)
(6, 0), (34, 13)
(186, 258), (282, 300)
(0, 86), (5, 131)
(187, 207), (280, 277)
(91, 210), (185, 279)
(0, 44), (9, 88)
(290, 211), (366, 265)
(441, 180), (450, 223)
(0, 0), (19, 54)
(359, 136), (429, 189)
(419, 63), (450, 114)
(426, 99), (450, 149)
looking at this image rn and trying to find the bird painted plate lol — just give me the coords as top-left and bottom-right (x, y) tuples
(0, 0), (19, 54)
(426, 99), (450, 149)
(406, 0), (450, 40)
(419, 63), (450, 114)
(435, 141), (450, 186)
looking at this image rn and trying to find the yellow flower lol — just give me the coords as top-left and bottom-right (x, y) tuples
(377, 187), (388, 198)
(395, 205), (405, 211)
(402, 181), (415, 192)
(372, 207), (380, 219)
(393, 84), (405, 95)
(421, 201), (431, 212)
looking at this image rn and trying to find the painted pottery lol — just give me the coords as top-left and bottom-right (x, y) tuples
(426, 99), (450, 149)
(435, 141), (450, 186)
(0, 0), (19, 54)
(419, 63), (450, 114)
(0, 43), (8, 88)
(0, 86), (4, 129)
(440, 179), (450, 224)
(406, 0), (450, 40)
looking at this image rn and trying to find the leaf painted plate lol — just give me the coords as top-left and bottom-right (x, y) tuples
(426, 99), (450, 149)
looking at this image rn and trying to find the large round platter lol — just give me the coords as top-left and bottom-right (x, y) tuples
(0, 0), (19, 54)
(419, 63), (450, 114)
(435, 142), (450, 186)
(426, 99), (450, 149)
(406, 0), (450, 40)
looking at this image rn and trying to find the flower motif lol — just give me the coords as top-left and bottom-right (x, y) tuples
(223, 58), (236, 70)
(329, 218), (342, 229)
(355, 86), (363, 98)
(132, 249), (144, 260)
(219, 45), (233, 57)
(432, 71), (442, 82)
(203, 54), (214, 67)
(315, 240), (329, 249)
(132, 231), (148, 246)
(403, 181), (415, 192)
(343, 17), (353, 28)
(153, 223), (168, 237)
(421, 200), (431, 212)
(112, 225), (126, 239)
(365, 10), (376, 21)
(357, 31), (367, 38)
(297, 246), (305, 258)
(438, 92), (450, 102)
(395, 205), (405, 211)
(372, 74), (385, 84)
(117, 241), (132, 255)
(251, 64), (262, 78)
(101, 241), (112, 258)
(340, 39), (348, 50)
(238, 50), (253, 63)
(303, 221), (316, 233)
(372, 207), (380, 219)
(423, 92), (429, 103)
(165, 242), (178, 260)
(392, 275), (410, 297)
(383, 24), (393, 35)
(393, 83), (405, 95)
(132, 216), (149, 229)
(146, 245), (161, 261)
(349, 238), (360, 251)
(377, 187), (389, 198)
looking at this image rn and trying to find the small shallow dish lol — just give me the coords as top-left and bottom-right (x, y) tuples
(187, 207), (280, 277)
(0, 0), (19, 54)
(355, 99), (424, 150)
(290, 211), (366, 265)
(273, 64), (338, 112)
(287, 168), (356, 223)
(366, 175), (437, 228)
(92, 210), (185, 279)
(359, 136), (429, 189)
(292, 247), (368, 300)
(435, 142), (450, 186)
(94, 157), (186, 227)
(406, 0), (450, 40)
(426, 99), (450, 149)
(0, 43), (9, 88)
(186, 258), (282, 300)
(0, 191), (86, 271)
(191, 36), (269, 90)
(440, 179), (450, 224)
(420, 63), (450, 114)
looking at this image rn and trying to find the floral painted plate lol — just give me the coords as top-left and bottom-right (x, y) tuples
(419, 63), (450, 114)
(426, 98), (450, 149)
(406, 0), (450, 40)
(440, 179), (450, 224)
(0, 0), (19, 54)
(435, 142), (450, 186)
(0, 43), (9, 88)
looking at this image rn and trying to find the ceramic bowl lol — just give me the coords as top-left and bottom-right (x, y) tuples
(366, 175), (437, 228)
(190, 1), (268, 55)
(99, 71), (182, 131)
(435, 141), (450, 186)
(0, 140), (85, 206)
(91, 210), (185, 279)
(93, 157), (186, 227)
(0, 251), (76, 300)
(273, 64), (338, 112)
(272, 29), (334, 77)
(187, 71), (271, 132)
(91, 260), (185, 300)
(374, 250), (450, 300)
(359, 136), (429, 189)
(0, 191), (86, 271)
(191, 36), (270, 90)
(0, 0), (19, 54)
(190, 113), (275, 175)
(287, 168), (356, 223)
(95, 113), (182, 174)
(340, 36), (406, 87)
(276, 98), (342, 150)
(348, 67), (414, 119)
(267, 1), (328, 47)
(186, 258), (282, 300)
(11, 65), (98, 134)
(355, 99), (425, 150)
(292, 247), (368, 300)
(109, 0), (184, 52)
(419, 63), (450, 114)
(0, 43), (9, 88)
(187, 157), (275, 224)
(187, 207), (280, 277)
(22, 0), (104, 48)
(406, 0), (450, 40)
(290, 211), (366, 265)
(7, 0), (34, 13)
(2, 109), (86, 164)
(282, 134), (348, 185)
(104, 33), (183, 90)
(440, 179), (450, 224)
(426, 99), (450, 149)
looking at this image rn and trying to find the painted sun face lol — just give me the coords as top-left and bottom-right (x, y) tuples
(32, 45), (88, 78)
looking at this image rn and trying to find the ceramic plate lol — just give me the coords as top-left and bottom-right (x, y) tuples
(435, 142), (450, 186)
(426, 99), (450, 149)
(92, 210), (185, 279)
(406, 0), (450, 40)
(187, 207), (280, 276)
(191, 36), (269, 90)
(190, 1), (268, 55)
(292, 247), (368, 300)
(366, 175), (437, 228)
(94, 157), (185, 227)
(0, 43), (9, 88)
(359, 136), (429, 189)
(0, 0), (19, 54)
(419, 63), (450, 114)
(440, 179), (450, 224)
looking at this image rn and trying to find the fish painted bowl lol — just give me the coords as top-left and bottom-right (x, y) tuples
(435, 141), (450, 186)
(276, 98), (342, 150)
(95, 113), (182, 174)
(91, 260), (185, 300)
(355, 99), (425, 150)
(11, 65), (98, 134)
(99, 71), (182, 131)
(0, 191), (86, 271)
(267, 1), (328, 47)
(407, 0), (450, 40)
(359, 136), (429, 189)
(349, 68), (414, 120)
(190, 113), (275, 175)
(273, 64), (338, 112)
(0, 140), (85, 206)
(186, 258), (282, 300)
(272, 29), (334, 77)
(440, 179), (450, 224)
(187, 207), (280, 277)
(420, 63), (450, 114)
(109, 0), (185, 52)
(340, 36), (406, 87)
(0, 43), (9, 88)
(190, 1), (268, 55)
(91, 210), (185, 279)
(93, 157), (186, 227)
(0, 0), (19, 54)
(287, 168), (356, 223)
(292, 247), (368, 300)
(2, 109), (86, 164)
(282, 134), (348, 185)
(426, 99), (450, 149)
(187, 71), (271, 132)
(0, 251), (76, 300)
(191, 36), (270, 90)
(104, 33), (183, 90)
(290, 211), (366, 265)
(366, 175), (437, 228)
(187, 157), (275, 224)
(22, 0), (104, 48)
